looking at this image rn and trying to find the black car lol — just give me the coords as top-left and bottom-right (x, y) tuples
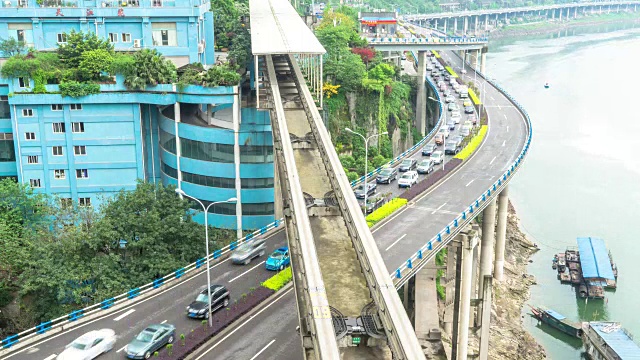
(354, 183), (376, 198)
(362, 195), (385, 214)
(422, 143), (437, 156)
(444, 74), (451, 81)
(398, 158), (417, 172)
(376, 167), (398, 184)
(186, 285), (230, 319)
(444, 141), (461, 155)
(464, 106), (475, 114)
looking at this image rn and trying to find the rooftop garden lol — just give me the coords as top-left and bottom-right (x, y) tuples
(0, 30), (243, 97)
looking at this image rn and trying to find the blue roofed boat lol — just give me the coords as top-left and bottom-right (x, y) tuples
(583, 322), (640, 359)
(529, 305), (584, 338)
(577, 237), (615, 281)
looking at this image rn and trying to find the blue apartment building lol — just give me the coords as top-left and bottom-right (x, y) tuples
(0, 0), (275, 229)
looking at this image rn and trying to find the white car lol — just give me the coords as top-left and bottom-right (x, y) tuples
(398, 171), (419, 188)
(431, 151), (444, 165)
(451, 114), (462, 124)
(460, 68), (467, 74)
(451, 110), (461, 118)
(57, 329), (116, 360)
(445, 96), (455, 103)
(438, 127), (449, 138)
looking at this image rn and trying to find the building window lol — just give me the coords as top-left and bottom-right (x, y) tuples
(57, 33), (67, 43)
(161, 163), (274, 189)
(0, 133), (15, 162)
(108, 33), (118, 43)
(27, 155), (38, 164)
(151, 0), (162, 6)
(78, 197), (91, 207)
(52, 122), (66, 133)
(8, 24), (34, 46)
(54, 169), (66, 179)
(72, 122), (85, 133)
(29, 179), (41, 188)
(51, 104), (63, 111)
(60, 197), (72, 208)
(195, 201), (274, 216)
(70, 104), (82, 111)
(18, 77), (29, 88)
(25, 132), (36, 141)
(0, 96), (9, 119)
(76, 169), (89, 179)
(74, 145), (86, 155)
(121, 33), (131, 42)
(22, 109), (33, 117)
(152, 23), (177, 46)
(52, 146), (63, 156)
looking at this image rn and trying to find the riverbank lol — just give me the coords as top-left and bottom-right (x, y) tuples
(487, 201), (546, 359)
(488, 11), (640, 38)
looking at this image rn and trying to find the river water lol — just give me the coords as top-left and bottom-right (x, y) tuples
(485, 21), (640, 359)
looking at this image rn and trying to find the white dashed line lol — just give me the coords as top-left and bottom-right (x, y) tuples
(432, 202), (447, 215)
(507, 126), (509, 132)
(503, 114), (507, 119)
(385, 234), (407, 252)
(161, 320), (167, 324)
(502, 140), (506, 147)
(229, 261), (266, 283)
(113, 309), (135, 321)
(249, 339), (276, 360)
(117, 345), (127, 353)
(43, 355), (57, 360)
(489, 156), (496, 165)
(466, 179), (475, 187)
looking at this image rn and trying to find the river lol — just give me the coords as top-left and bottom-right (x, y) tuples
(485, 21), (640, 359)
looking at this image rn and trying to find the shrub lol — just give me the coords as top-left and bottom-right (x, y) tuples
(261, 267), (292, 291)
(176, 62), (240, 89)
(78, 49), (114, 81)
(57, 30), (114, 69)
(444, 66), (458, 78)
(59, 81), (100, 98)
(365, 198), (407, 227)
(123, 49), (177, 90)
(454, 125), (487, 161)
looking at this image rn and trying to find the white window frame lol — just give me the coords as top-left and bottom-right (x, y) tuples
(78, 197), (91, 207)
(108, 33), (118, 43)
(29, 179), (41, 188)
(52, 122), (66, 133)
(121, 33), (131, 42)
(22, 109), (33, 117)
(70, 104), (82, 111)
(57, 33), (67, 44)
(76, 169), (89, 179)
(25, 132), (36, 140)
(54, 169), (66, 179)
(74, 145), (86, 156)
(72, 122), (85, 133)
(18, 77), (29, 88)
(52, 146), (63, 156)
(60, 197), (72, 208)
(27, 155), (38, 164)
(51, 104), (63, 111)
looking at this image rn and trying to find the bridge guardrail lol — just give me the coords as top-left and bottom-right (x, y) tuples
(389, 60), (533, 288)
(368, 37), (489, 44)
(350, 52), (444, 188)
(0, 219), (284, 352)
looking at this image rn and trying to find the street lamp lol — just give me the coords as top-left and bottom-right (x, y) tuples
(175, 188), (237, 327)
(345, 128), (388, 213)
(428, 97), (446, 171)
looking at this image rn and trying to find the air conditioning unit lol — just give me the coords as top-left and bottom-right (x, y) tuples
(197, 43), (204, 53)
(133, 39), (141, 48)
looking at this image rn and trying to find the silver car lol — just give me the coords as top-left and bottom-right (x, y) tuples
(57, 329), (116, 360)
(230, 238), (266, 265)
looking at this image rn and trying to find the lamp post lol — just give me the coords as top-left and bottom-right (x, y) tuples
(345, 128), (388, 213)
(428, 97), (446, 171)
(175, 189), (237, 327)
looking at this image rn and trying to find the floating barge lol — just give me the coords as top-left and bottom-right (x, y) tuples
(529, 305), (584, 338)
(552, 237), (618, 299)
(583, 322), (640, 360)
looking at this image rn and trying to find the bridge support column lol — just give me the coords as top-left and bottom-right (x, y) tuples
(478, 275), (493, 360)
(485, 15), (488, 31)
(494, 186), (509, 281)
(456, 232), (477, 360)
(476, 199), (496, 325)
(575, 7), (578, 18)
(416, 51), (428, 137)
(443, 241), (458, 336)
(464, 16), (468, 34)
(233, 89), (243, 236)
(273, 161), (284, 220)
(415, 265), (441, 341)
(480, 52), (487, 74)
(474, 16), (478, 34)
(444, 18), (448, 34)
(453, 17), (457, 34)
(434, 19), (438, 31)
(551, 9), (555, 20)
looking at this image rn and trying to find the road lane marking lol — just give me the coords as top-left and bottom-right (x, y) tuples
(161, 320), (167, 324)
(228, 261), (266, 283)
(194, 288), (293, 360)
(249, 339), (276, 360)
(385, 234), (407, 252)
(432, 202), (447, 215)
(117, 345), (127, 353)
(465, 179), (474, 187)
(490, 96), (495, 101)
(43, 355), (56, 360)
(113, 309), (135, 321)
(489, 156), (496, 165)
(507, 126), (509, 132)
(502, 140), (506, 147)
(503, 114), (507, 120)
(497, 105), (502, 110)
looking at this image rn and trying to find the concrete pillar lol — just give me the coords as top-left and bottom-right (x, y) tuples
(474, 16), (478, 33)
(444, 18), (447, 34)
(476, 199), (496, 325)
(480, 52), (486, 74)
(478, 276), (493, 360)
(551, 9), (555, 20)
(434, 19), (438, 30)
(273, 160), (283, 220)
(174, 102), (182, 188)
(494, 186), (509, 281)
(443, 242), (457, 336)
(456, 232), (476, 360)
(464, 16), (468, 34)
(454, 17), (458, 34)
(233, 87), (243, 236)
(415, 51), (428, 137)
(485, 15), (488, 31)
(415, 266), (440, 340)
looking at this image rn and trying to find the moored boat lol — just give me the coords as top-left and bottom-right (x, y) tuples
(529, 305), (584, 338)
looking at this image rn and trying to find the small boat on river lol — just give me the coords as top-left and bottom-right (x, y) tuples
(529, 305), (584, 338)
(544, 82), (550, 88)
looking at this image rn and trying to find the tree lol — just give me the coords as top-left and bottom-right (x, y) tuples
(0, 38), (26, 57)
(124, 49), (177, 90)
(78, 49), (114, 81)
(57, 30), (114, 69)
(335, 51), (366, 93)
(351, 47), (376, 67)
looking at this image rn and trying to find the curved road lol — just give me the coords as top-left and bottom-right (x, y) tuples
(1, 50), (527, 360)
